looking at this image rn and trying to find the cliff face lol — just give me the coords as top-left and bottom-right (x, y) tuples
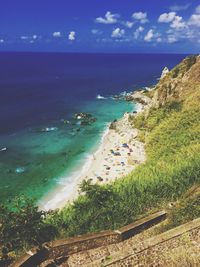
(152, 55), (200, 107)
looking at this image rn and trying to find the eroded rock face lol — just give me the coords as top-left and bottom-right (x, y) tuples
(126, 91), (151, 106)
(152, 55), (200, 107)
(160, 67), (169, 79)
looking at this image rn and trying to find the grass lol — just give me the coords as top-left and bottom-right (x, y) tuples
(159, 187), (200, 232)
(46, 81), (200, 238)
(1, 56), (200, 261)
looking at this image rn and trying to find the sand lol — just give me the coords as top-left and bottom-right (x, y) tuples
(39, 103), (146, 211)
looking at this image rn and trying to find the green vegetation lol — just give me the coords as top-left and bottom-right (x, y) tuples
(47, 64), (200, 237)
(1, 56), (200, 262)
(171, 55), (197, 78)
(0, 196), (57, 262)
(160, 188), (200, 232)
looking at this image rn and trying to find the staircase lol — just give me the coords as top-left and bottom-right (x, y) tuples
(12, 212), (200, 267)
(66, 223), (160, 267)
(65, 218), (200, 267)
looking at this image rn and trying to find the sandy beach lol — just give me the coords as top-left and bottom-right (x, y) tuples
(40, 102), (147, 211)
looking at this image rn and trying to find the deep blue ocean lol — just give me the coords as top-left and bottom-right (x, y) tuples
(0, 53), (186, 206)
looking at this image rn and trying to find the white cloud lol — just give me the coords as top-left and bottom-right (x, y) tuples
(170, 4), (190, 12)
(162, 6), (200, 43)
(187, 5), (200, 27)
(144, 29), (154, 42)
(167, 35), (177, 43)
(170, 16), (186, 29)
(158, 12), (176, 23)
(91, 29), (102, 35)
(32, 35), (37, 40)
(68, 31), (76, 41)
(158, 12), (186, 30)
(21, 36), (29, 40)
(195, 5), (200, 14)
(157, 37), (162, 43)
(0, 39), (4, 43)
(188, 14), (200, 27)
(53, 32), (61, 37)
(111, 28), (125, 38)
(124, 21), (134, 28)
(96, 11), (119, 24)
(97, 37), (113, 44)
(134, 26), (144, 39)
(114, 37), (131, 43)
(132, 12), (148, 24)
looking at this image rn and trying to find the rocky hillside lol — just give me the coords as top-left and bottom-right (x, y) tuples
(152, 55), (200, 107)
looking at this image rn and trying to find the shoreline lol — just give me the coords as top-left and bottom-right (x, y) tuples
(39, 99), (148, 211)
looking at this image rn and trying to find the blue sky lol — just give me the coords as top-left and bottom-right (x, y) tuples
(0, 0), (199, 53)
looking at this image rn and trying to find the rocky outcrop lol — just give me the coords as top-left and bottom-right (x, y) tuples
(125, 91), (151, 106)
(152, 55), (200, 107)
(109, 120), (117, 130)
(160, 66), (169, 79)
(74, 112), (96, 125)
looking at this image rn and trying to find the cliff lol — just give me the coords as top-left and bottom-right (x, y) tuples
(152, 55), (200, 107)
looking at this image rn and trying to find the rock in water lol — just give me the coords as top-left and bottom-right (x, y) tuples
(73, 112), (96, 125)
(15, 167), (25, 174)
(0, 147), (7, 152)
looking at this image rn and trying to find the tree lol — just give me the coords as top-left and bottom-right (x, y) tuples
(0, 196), (57, 255)
(79, 179), (113, 207)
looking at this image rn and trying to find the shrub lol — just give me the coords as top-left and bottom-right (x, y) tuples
(0, 196), (57, 256)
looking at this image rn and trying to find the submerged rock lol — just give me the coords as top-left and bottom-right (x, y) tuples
(63, 120), (70, 125)
(15, 167), (25, 174)
(113, 95), (121, 100)
(73, 112), (96, 125)
(34, 127), (58, 133)
(0, 147), (7, 152)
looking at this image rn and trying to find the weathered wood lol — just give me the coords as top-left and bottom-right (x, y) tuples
(11, 211), (167, 267)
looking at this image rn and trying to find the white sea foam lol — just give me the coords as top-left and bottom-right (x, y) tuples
(39, 92), (135, 211)
(96, 94), (106, 99)
(134, 103), (143, 113)
(42, 155), (93, 210)
(40, 125), (110, 211)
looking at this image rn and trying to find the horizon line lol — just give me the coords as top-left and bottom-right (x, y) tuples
(0, 51), (193, 55)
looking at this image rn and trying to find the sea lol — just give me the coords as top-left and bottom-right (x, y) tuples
(0, 52), (186, 207)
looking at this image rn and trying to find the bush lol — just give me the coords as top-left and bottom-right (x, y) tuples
(0, 196), (58, 256)
(46, 88), (200, 238)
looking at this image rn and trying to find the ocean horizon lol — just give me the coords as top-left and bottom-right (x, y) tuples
(0, 52), (187, 206)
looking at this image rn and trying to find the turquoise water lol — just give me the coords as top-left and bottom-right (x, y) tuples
(0, 53), (186, 205)
(0, 97), (134, 204)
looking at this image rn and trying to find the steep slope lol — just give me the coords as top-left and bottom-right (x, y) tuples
(1, 55), (200, 266)
(152, 55), (200, 107)
(45, 55), (200, 239)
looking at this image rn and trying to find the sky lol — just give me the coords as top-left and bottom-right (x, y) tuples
(0, 0), (199, 53)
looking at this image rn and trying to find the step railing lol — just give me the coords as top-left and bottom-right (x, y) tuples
(11, 210), (167, 267)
